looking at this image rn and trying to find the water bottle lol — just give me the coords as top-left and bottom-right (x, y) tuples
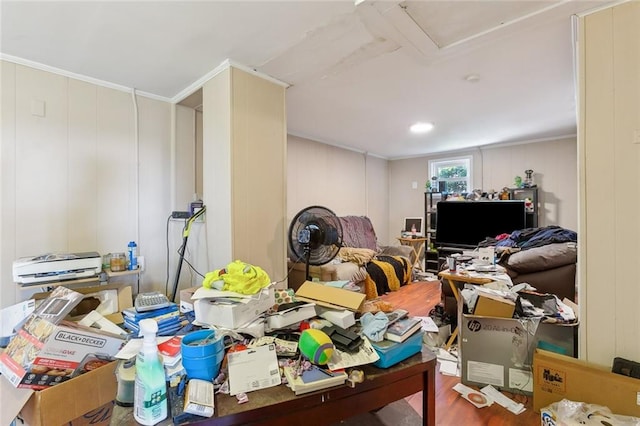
(128, 241), (138, 270)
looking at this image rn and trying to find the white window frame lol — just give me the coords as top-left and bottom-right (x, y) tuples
(428, 155), (473, 194)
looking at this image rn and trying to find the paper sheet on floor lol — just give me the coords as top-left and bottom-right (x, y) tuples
(453, 383), (493, 408)
(480, 385), (526, 415)
(438, 359), (459, 376)
(436, 348), (457, 362)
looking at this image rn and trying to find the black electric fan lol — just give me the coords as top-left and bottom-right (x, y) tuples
(288, 206), (343, 281)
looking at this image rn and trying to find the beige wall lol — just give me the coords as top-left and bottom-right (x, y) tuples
(287, 135), (390, 246)
(579, 1), (640, 365)
(203, 67), (287, 286)
(0, 61), (288, 307)
(288, 136), (577, 250)
(388, 137), (578, 249)
(0, 60), (173, 307)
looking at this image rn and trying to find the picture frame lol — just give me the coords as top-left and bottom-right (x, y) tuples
(403, 217), (423, 237)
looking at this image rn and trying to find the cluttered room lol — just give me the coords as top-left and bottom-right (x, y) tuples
(2, 1), (640, 425)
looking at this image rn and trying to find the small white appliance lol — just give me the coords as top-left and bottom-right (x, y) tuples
(13, 251), (102, 285)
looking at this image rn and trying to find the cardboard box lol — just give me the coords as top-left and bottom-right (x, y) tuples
(533, 349), (640, 417)
(0, 320), (125, 389)
(295, 281), (366, 312)
(194, 287), (275, 329)
(33, 284), (133, 325)
(20, 361), (117, 426)
(460, 315), (576, 395)
(473, 293), (515, 318)
(179, 286), (200, 313)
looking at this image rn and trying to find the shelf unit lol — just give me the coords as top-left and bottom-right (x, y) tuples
(424, 191), (442, 273)
(508, 186), (539, 228)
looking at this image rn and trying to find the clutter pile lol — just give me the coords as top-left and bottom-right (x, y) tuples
(1, 259), (437, 425)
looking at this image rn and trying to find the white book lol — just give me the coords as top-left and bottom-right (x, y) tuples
(283, 365), (347, 395)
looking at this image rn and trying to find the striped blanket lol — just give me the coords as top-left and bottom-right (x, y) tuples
(363, 255), (412, 299)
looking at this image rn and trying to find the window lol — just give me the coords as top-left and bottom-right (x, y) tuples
(428, 156), (472, 194)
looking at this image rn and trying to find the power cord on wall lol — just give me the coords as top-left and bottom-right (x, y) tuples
(164, 214), (206, 296)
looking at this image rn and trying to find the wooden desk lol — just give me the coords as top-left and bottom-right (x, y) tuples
(438, 270), (494, 350)
(397, 237), (428, 272)
(112, 349), (437, 425)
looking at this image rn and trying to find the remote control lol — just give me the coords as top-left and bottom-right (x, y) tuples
(134, 291), (171, 312)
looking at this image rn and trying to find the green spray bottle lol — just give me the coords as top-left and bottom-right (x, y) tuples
(133, 319), (167, 425)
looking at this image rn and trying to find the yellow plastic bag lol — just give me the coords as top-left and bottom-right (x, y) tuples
(202, 260), (271, 295)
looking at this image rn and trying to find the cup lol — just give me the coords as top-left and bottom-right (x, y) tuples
(446, 257), (456, 272)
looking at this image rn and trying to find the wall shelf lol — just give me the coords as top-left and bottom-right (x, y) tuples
(424, 191), (442, 273)
(18, 268), (140, 291)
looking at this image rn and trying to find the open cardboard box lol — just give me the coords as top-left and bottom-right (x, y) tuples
(533, 349), (640, 417)
(32, 283), (133, 324)
(0, 360), (117, 426)
(295, 281), (366, 312)
(473, 292), (516, 318)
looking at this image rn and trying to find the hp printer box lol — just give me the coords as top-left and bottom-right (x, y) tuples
(460, 314), (576, 395)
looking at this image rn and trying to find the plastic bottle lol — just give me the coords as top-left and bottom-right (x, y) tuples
(133, 319), (167, 425)
(128, 241), (138, 270)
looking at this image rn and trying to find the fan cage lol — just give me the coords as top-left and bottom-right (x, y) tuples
(288, 206), (343, 266)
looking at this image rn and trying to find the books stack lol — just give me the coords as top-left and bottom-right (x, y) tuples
(384, 315), (422, 343)
(283, 365), (348, 395)
(158, 336), (182, 368)
(368, 310), (425, 369)
(123, 303), (181, 336)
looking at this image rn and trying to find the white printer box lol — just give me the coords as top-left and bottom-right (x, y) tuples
(460, 314), (576, 395)
(194, 287), (275, 329)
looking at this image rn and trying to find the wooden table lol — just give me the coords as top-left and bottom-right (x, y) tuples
(397, 237), (428, 272)
(112, 349), (437, 425)
(438, 269), (495, 350)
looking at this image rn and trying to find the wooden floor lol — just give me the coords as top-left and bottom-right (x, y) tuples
(377, 280), (541, 426)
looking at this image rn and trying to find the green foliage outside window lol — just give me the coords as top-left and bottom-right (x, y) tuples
(438, 166), (468, 193)
(438, 166), (467, 178)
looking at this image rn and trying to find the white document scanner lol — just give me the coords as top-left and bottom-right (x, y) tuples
(13, 251), (102, 285)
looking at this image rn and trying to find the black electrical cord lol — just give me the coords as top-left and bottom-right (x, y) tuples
(165, 214), (172, 295)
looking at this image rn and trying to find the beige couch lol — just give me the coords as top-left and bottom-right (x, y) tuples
(287, 215), (413, 296)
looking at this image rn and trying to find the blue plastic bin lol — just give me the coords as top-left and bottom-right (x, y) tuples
(371, 330), (424, 368)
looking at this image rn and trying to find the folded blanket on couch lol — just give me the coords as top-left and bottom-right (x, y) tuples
(363, 255), (411, 299)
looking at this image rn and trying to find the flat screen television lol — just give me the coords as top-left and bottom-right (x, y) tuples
(435, 200), (526, 248)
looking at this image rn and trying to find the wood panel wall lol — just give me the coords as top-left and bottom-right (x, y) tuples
(579, 1), (640, 364)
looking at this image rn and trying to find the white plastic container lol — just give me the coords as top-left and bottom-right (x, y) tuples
(133, 319), (167, 425)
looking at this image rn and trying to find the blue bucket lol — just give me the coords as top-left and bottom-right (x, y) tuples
(181, 329), (225, 381)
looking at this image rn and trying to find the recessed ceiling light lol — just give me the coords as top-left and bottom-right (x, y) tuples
(410, 122), (434, 134)
(464, 74), (480, 83)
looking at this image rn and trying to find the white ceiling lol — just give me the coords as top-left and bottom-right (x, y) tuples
(0, 0), (616, 159)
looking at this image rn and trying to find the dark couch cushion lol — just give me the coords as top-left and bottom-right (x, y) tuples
(504, 242), (577, 274)
(512, 263), (576, 302)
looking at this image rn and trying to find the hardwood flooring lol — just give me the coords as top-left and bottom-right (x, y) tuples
(377, 280), (541, 426)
